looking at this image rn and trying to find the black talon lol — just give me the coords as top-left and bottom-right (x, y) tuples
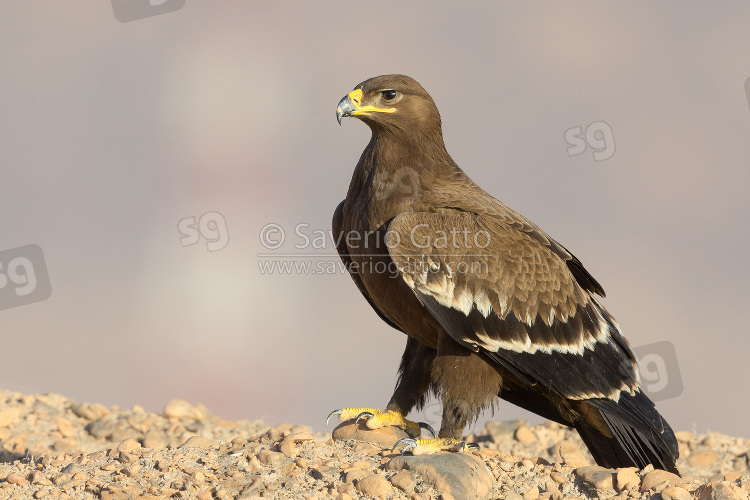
(392, 437), (417, 454)
(462, 442), (480, 452)
(354, 411), (374, 425)
(326, 409), (342, 426)
(418, 422), (436, 437)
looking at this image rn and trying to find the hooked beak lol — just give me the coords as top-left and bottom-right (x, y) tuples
(336, 93), (356, 125)
(336, 88), (396, 125)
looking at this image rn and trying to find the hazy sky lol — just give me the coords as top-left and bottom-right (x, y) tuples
(2, 2), (749, 439)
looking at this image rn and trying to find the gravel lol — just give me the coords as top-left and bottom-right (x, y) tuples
(0, 389), (748, 499)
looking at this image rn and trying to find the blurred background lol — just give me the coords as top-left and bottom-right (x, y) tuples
(1, 2), (748, 438)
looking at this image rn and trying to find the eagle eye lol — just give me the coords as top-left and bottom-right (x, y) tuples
(382, 90), (398, 101)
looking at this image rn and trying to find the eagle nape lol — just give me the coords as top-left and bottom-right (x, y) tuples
(330, 74), (679, 473)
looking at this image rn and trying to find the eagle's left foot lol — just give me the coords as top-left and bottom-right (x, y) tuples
(326, 408), (435, 438)
(392, 437), (479, 455)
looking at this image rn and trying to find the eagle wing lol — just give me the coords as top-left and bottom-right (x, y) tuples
(385, 211), (640, 401)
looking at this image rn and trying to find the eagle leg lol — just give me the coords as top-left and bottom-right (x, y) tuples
(393, 437), (479, 455)
(326, 408), (434, 438)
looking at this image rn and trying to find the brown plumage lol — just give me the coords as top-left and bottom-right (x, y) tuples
(332, 75), (679, 472)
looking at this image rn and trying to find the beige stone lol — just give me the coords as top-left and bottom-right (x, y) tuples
(163, 399), (209, 422)
(356, 474), (393, 496)
(279, 439), (296, 458)
(640, 469), (682, 491)
(56, 418), (75, 438)
(391, 469), (415, 492)
(689, 450), (720, 468)
(559, 444), (590, 468)
(5, 473), (27, 485)
(550, 472), (567, 484)
(344, 470), (368, 483)
(523, 486), (540, 500)
(660, 485), (693, 500)
(332, 420), (409, 449)
(117, 438), (141, 453)
(258, 449), (285, 466)
(514, 426), (537, 444)
(615, 468), (640, 491)
(180, 436), (214, 448)
(574, 466), (615, 492)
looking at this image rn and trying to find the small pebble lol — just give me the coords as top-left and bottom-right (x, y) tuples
(5, 473), (27, 485)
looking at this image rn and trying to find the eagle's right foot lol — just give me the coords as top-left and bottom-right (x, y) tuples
(326, 408), (435, 438)
(392, 437), (479, 455)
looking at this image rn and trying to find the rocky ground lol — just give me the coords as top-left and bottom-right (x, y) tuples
(0, 389), (747, 499)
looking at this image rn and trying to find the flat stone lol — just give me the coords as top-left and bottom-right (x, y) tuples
(70, 401), (109, 420)
(559, 444), (590, 468)
(332, 419), (409, 449)
(724, 472), (743, 482)
(689, 450), (720, 468)
(387, 453), (493, 500)
(390, 469), (414, 492)
(344, 470), (368, 483)
(142, 429), (169, 449)
(523, 486), (539, 500)
(640, 469), (682, 491)
(355, 474), (393, 497)
(163, 399), (209, 422)
(312, 465), (338, 482)
(180, 436), (214, 448)
(661, 485), (693, 500)
(118, 451), (138, 464)
(285, 431), (314, 443)
(5, 473), (27, 485)
(574, 466), (615, 493)
(258, 449), (285, 466)
(85, 417), (117, 439)
(30, 472), (52, 486)
(550, 472), (567, 485)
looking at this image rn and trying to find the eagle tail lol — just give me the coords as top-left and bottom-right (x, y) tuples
(578, 391), (679, 474)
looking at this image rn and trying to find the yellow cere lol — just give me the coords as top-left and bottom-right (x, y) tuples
(348, 88), (396, 116)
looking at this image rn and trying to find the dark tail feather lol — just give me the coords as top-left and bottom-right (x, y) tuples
(581, 391), (679, 474)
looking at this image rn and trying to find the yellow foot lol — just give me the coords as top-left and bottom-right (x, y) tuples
(392, 437), (479, 455)
(326, 408), (435, 438)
